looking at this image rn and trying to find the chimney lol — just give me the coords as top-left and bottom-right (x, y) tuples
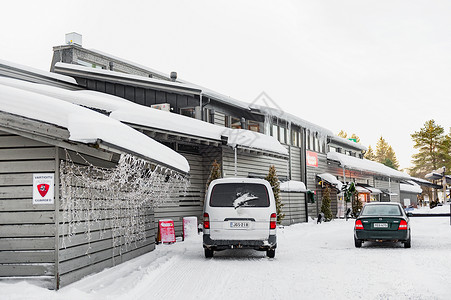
(170, 71), (177, 81)
(65, 32), (82, 46)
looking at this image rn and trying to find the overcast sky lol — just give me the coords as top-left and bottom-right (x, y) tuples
(2, 0), (450, 170)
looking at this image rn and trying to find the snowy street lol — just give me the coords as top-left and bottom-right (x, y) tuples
(2, 205), (451, 300)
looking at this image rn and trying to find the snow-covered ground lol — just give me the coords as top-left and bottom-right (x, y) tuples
(2, 204), (451, 300)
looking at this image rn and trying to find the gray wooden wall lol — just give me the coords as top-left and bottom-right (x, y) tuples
(0, 131), (158, 289)
(0, 130), (57, 289)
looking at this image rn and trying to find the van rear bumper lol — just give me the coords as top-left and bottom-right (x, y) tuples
(203, 234), (277, 251)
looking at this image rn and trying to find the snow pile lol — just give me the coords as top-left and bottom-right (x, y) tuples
(400, 180), (423, 194)
(280, 180), (307, 192)
(2, 204), (451, 299)
(0, 82), (189, 173)
(327, 151), (411, 179)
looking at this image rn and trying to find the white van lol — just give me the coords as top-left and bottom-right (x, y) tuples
(203, 178), (277, 258)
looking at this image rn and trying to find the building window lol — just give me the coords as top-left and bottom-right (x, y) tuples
(280, 127), (286, 144)
(292, 130), (299, 147)
(230, 117), (241, 129)
(309, 133), (314, 151)
(248, 120), (260, 132)
(271, 124), (279, 140)
(180, 107), (196, 118)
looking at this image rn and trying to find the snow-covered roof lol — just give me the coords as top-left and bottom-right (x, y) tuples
(54, 62), (202, 94)
(250, 105), (333, 141)
(86, 49), (251, 110)
(0, 77), (288, 156)
(0, 59), (77, 85)
(400, 181), (423, 194)
(227, 129), (288, 155)
(280, 180), (307, 192)
(0, 83), (189, 174)
(327, 151), (411, 179)
(328, 135), (368, 151)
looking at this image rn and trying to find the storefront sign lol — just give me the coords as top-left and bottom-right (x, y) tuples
(306, 151), (318, 167)
(158, 219), (176, 243)
(33, 173), (54, 204)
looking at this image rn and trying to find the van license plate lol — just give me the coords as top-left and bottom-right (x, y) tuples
(374, 223), (388, 228)
(230, 221), (250, 229)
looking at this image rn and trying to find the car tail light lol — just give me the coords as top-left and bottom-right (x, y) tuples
(355, 220), (364, 230)
(270, 213), (277, 229)
(398, 220), (408, 230)
(203, 213), (210, 229)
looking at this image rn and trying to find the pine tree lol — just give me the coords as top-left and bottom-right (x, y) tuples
(410, 120), (445, 177)
(438, 129), (451, 174)
(338, 130), (348, 138)
(375, 136), (390, 163)
(320, 185), (333, 221)
(206, 160), (221, 190)
(265, 165), (284, 224)
(385, 146), (400, 170)
(350, 134), (361, 143)
(365, 145), (375, 161)
(374, 136), (399, 170)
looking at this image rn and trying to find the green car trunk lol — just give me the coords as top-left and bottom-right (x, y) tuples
(355, 217), (409, 241)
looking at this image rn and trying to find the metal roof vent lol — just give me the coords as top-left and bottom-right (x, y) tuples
(65, 32), (82, 46)
(170, 71), (177, 81)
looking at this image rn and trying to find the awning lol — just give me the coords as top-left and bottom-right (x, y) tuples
(380, 189), (398, 196)
(317, 173), (343, 191)
(356, 183), (382, 195)
(356, 186), (370, 194)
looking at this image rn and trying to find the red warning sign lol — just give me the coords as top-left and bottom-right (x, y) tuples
(158, 219), (176, 243)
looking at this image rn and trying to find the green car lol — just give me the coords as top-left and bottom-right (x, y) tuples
(354, 202), (411, 248)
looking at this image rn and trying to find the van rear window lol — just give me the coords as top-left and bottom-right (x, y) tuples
(210, 183), (270, 208)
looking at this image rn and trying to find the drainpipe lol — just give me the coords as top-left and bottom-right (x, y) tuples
(234, 146), (237, 177)
(343, 166), (347, 215)
(389, 177), (391, 201)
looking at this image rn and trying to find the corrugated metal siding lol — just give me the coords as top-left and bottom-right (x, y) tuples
(222, 147), (289, 179)
(288, 146), (302, 181)
(154, 152), (205, 236)
(280, 192), (306, 225)
(0, 130), (56, 289)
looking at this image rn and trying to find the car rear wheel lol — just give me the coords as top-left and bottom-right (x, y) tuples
(404, 235), (411, 248)
(266, 249), (275, 258)
(354, 237), (362, 248)
(204, 248), (214, 258)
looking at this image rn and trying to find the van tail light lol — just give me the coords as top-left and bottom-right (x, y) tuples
(203, 213), (210, 229)
(398, 220), (408, 230)
(270, 213), (277, 229)
(355, 220), (364, 230)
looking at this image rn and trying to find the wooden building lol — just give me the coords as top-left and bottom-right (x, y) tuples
(0, 65), (189, 289)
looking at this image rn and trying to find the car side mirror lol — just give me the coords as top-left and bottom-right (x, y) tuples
(407, 212), (412, 217)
